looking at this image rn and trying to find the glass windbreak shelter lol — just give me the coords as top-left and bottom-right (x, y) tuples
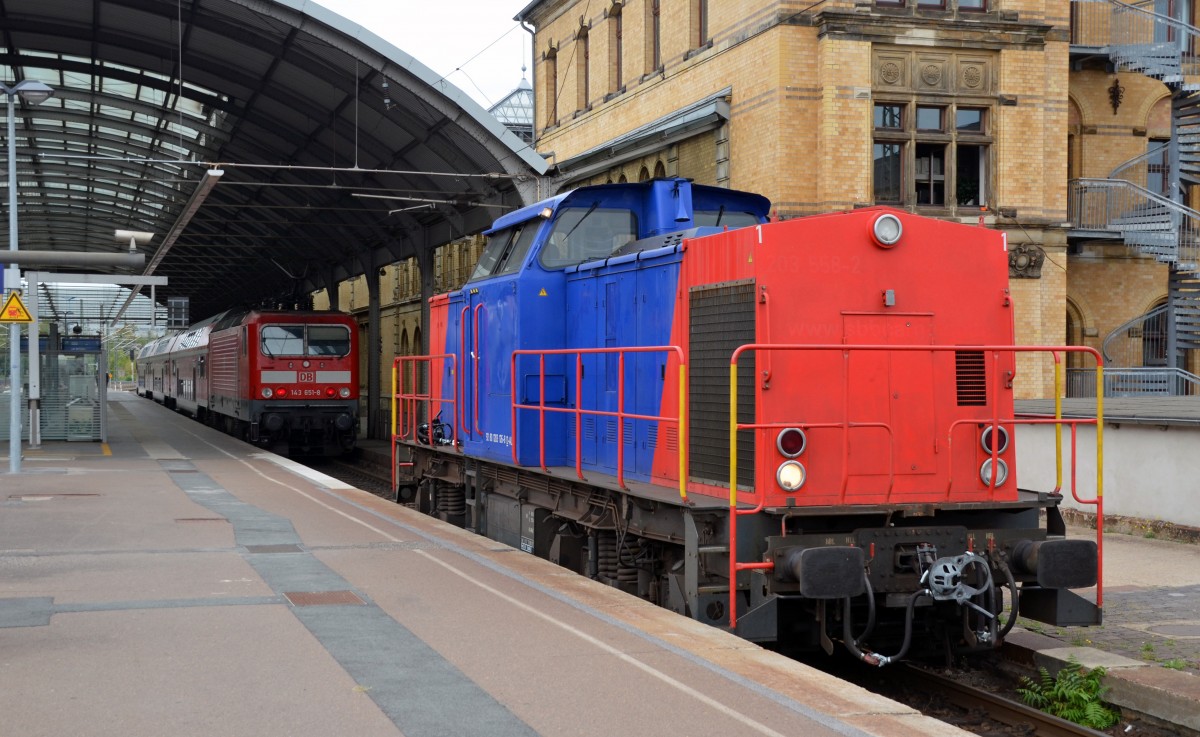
(0, 351), (29, 442)
(46, 335), (107, 442)
(3, 333), (109, 443)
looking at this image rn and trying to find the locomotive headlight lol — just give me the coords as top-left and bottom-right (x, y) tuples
(261, 387), (273, 399)
(776, 461), (807, 491)
(980, 458), (1009, 487)
(871, 213), (903, 248)
(980, 425), (1009, 454)
(339, 387), (351, 398)
(776, 428), (807, 458)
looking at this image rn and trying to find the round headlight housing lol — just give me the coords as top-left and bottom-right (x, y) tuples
(777, 461), (807, 491)
(261, 387), (273, 399)
(339, 387), (351, 398)
(981, 425), (1009, 454)
(776, 428), (807, 458)
(872, 213), (903, 247)
(980, 458), (1009, 487)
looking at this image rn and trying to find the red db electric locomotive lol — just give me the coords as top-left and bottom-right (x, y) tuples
(391, 178), (1103, 664)
(136, 308), (359, 456)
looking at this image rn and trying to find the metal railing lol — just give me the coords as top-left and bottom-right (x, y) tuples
(1067, 365), (1200, 395)
(1101, 303), (1167, 365)
(391, 354), (459, 491)
(726, 344), (1106, 631)
(510, 345), (688, 500)
(1068, 178), (1200, 266)
(1107, 141), (1168, 189)
(1071, 0), (1200, 80)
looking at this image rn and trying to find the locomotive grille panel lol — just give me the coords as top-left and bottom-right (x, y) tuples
(955, 351), (987, 406)
(689, 282), (755, 488)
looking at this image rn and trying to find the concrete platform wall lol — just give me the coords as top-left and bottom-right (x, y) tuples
(1016, 423), (1200, 528)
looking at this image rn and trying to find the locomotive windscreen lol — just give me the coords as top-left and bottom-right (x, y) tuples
(260, 324), (351, 357)
(689, 281), (755, 489)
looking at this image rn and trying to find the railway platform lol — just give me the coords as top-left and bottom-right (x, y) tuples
(3, 391), (1198, 736)
(1, 390), (962, 737)
(358, 434), (1200, 734)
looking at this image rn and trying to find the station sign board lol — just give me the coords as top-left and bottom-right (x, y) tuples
(61, 336), (102, 352)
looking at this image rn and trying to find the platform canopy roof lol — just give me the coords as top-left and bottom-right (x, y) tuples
(0, 0), (547, 326)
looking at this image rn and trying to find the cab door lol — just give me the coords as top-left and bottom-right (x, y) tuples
(843, 314), (936, 498)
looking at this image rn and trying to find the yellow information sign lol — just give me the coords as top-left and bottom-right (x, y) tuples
(1, 291), (33, 323)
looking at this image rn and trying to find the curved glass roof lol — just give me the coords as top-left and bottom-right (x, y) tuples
(1, 0), (545, 324)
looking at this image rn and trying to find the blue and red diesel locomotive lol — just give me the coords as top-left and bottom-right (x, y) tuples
(136, 308), (359, 456)
(392, 178), (1103, 664)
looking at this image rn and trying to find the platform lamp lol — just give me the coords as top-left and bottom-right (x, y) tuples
(4, 79), (55, 474)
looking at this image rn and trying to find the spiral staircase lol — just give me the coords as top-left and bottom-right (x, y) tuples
(1069, 0), (1200, 394)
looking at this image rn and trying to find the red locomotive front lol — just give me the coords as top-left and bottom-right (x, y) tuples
(138, 308), (359, 455)
(243, 311), (358, 454)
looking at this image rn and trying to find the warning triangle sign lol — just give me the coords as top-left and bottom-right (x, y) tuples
(1, 291), (33, 323)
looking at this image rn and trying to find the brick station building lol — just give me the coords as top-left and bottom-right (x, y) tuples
(322, 1), (1197, 409)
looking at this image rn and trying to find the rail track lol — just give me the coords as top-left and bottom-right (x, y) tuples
(892, 663), (1112, 737)
(308, 453), (394, 498)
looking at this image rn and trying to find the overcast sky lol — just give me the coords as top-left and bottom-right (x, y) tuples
(316, 1), (533, 110)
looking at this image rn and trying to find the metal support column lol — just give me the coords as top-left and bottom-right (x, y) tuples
(416, 245), (435, 357)
(367, 259), (382, 440)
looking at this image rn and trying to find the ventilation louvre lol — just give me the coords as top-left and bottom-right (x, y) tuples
(689, 281), (756, 487)
(955, 351), (987, 406)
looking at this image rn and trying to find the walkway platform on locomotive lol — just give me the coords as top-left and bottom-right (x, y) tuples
(1, 390), (966, 737)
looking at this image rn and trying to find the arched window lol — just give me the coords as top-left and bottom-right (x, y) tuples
(1146, 97), (1173, 197)
(576, 24), (590, 111)
(1143, 298), (1169, 367)
(653, 160), (666, 178)
(543, 46), (558, 128)
(399, 328), (411, 392)
(638, 166), (650, 182)
(645, 0), (661, 73)
(692, 0), (709, 48)
(608, 3), (623, 94)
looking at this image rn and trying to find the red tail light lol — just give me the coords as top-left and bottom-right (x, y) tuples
(276, 387), (288, 398)
(325, 387), (336, 397)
